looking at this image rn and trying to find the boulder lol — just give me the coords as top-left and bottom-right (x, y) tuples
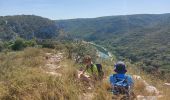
(137, 95), (157, 100)
(164, 83), (170, 86)
(132, 75), (160, 96)
(133, 75), (142, 80)
(145, 85), (159, 95)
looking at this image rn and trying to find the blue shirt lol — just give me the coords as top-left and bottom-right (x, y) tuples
(109, 74), (134, 87)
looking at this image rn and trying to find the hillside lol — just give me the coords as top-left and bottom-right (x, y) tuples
(0, 15), (59, 40)
(0, 13), (170, 80)
(56, 14), (170, 40)
(0, 44), (169, 100)
(56, 13), (170, 80)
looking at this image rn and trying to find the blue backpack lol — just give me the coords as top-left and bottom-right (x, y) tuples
(112, 74), (130, 95)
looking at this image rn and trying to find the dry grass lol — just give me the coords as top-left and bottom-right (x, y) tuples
(0, 48), (83, 100)
(0, 47), (170, 100)
(126, 62), (170, 100)
(92, 81), (112, 100)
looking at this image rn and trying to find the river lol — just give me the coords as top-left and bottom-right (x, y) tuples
(87, 42), (113, 59)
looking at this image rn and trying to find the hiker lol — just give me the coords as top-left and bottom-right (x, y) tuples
(109, 61), (134, 98)
(80, 56), (104, 82)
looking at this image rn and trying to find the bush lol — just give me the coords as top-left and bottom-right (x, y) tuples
(65, 41), (97, 63)
(11, 38), (26, 50)
(24, 39), (37, 47)
(38, 40), (56, 49)
(3, 38), (37, 51)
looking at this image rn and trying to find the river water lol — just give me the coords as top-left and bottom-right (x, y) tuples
(98, 51), (110, 59)
(88, 42), (112, 59)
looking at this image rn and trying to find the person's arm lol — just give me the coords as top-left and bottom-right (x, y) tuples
(82, 65), (88, 74)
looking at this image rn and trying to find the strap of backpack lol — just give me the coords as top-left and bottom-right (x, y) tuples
(123, 76), (128, 82)
(90, 64), (94, 74)
(113, 74), (128, 83)
(113, 74), (118, 82)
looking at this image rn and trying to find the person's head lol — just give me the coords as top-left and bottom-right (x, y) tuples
(83, 55), (92, 65)
(114, 61), (127, 74)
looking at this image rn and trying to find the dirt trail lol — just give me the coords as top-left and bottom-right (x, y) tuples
(43, 52), (64, 77)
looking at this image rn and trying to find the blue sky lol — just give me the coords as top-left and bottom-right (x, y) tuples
(0, 0), (170, 20)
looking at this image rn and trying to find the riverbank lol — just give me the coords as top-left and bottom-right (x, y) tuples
(82, 41), (113, 58)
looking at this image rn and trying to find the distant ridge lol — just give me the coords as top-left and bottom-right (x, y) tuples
(0, 15), (59, 40)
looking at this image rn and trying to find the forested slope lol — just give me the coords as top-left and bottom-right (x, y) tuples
(56, 13), (170, 78)
(0, 15), (59, 40)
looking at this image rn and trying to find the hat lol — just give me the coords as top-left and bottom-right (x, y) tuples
(114, 61), (127, 74)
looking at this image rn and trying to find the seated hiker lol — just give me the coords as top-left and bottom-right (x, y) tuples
(109, 61), (134, 97)
(80, 56), (104, 82)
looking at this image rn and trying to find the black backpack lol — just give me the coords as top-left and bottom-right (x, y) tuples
(95, 64), (104, 79)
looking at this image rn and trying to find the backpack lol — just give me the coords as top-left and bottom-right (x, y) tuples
(95, 64), (104, 79)
(112, 74), (130, 95)
(90, 64), (104, 80)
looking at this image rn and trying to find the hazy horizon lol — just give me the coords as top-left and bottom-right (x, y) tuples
(0, 0), (170, 20)
(1, 13), (170, 20)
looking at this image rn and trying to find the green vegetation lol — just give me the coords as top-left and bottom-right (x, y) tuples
(0, 38), (37, 51)
(0, 14), (170, 99)
(56, 13), (170, 80)
(0, 41), (112, 100)
(0, 15), (59, 40)
(0, 40), (170, 99)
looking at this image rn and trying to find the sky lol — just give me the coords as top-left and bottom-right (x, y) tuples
(0, 0), (170, 20)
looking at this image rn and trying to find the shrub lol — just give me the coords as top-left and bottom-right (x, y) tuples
(11, 38), (26, 51)
(24, 39), (37, 47)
